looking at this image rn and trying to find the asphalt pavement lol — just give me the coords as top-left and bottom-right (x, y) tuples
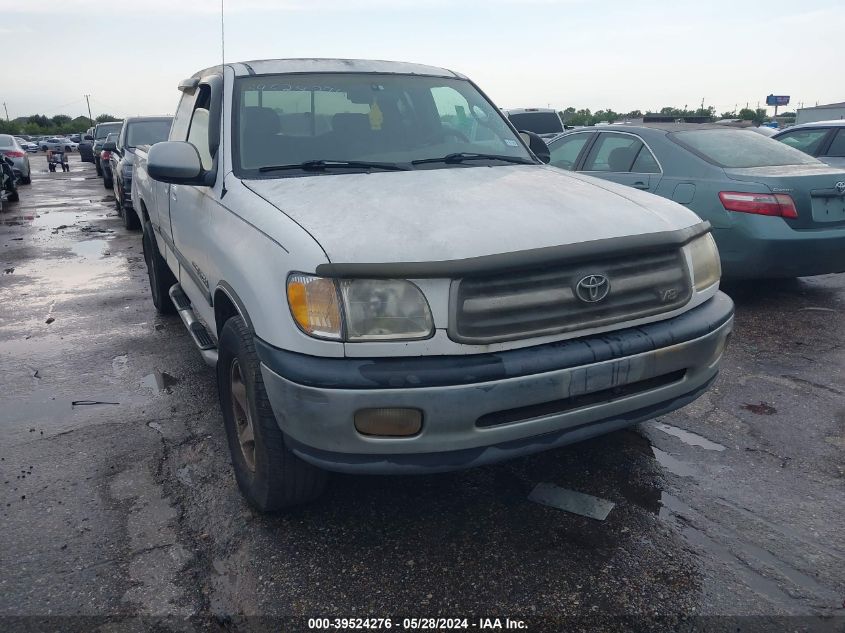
(1, 154), (844, 633)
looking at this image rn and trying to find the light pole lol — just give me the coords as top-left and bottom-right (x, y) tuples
(2, 102), (8, 122)
(84, 94), (93, 126)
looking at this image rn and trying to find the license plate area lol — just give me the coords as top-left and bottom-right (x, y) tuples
(811, 195), (845, 223)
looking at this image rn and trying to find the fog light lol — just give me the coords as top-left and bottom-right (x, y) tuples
(354, 408), (422, 437)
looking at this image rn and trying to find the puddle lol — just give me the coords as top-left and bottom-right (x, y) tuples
(30, 210), (84, 230)
(652, 422), (726, 451)
(141, 371), (179, 393)
(71, 239), (109, 259)
(652, 447), (697, 478)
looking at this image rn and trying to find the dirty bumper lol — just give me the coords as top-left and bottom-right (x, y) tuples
(258, 292), (734, 474)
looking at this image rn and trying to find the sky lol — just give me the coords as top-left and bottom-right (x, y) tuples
(1, 0), (842, 121)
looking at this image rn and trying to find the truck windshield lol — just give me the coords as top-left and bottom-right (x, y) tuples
(507, 112), (563, 135)
(233, 73), (534, 176)
(127, 120), (172, 147)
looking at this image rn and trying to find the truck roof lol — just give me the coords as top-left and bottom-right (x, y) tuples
(190, 58), (465, 81)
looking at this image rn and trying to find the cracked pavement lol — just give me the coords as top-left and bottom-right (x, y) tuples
(1, 156), (844, 632)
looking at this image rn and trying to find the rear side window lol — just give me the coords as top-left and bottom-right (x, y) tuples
(583, 133), (643, 172)
(0, 134), (14, 147)
(631, 145), (660, 173)
(825, 129), (845, 157)
(776, 128), (829, 155)
(549, 133), (591, 170)
(672, 129), (819, 168)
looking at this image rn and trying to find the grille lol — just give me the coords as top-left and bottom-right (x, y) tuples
(450, 249), (691, 344)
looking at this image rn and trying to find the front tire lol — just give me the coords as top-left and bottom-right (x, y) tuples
(218, 316), (328, 512)
(142, 220), (176, 314)
(95, 159), (102, 176)
(103, 175), (113, 189)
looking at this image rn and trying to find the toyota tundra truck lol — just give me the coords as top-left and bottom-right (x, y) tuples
(132, 58), (733, 512)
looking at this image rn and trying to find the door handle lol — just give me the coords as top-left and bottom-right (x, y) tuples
(632, 181), (649, 190)
(171, 186), (178, 201)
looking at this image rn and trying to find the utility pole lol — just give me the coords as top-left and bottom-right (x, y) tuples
(2, 102), (8, 121)
(84, 94), (93, 125)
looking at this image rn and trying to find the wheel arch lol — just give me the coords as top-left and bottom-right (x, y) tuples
(214, 282), (254, 338)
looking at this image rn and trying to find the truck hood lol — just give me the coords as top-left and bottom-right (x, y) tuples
(243, 165), (702, 265)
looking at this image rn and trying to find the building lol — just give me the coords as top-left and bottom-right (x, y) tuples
(795, 102), (845, 124)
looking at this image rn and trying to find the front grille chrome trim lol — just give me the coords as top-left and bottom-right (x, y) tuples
(449, 248), (692, 344)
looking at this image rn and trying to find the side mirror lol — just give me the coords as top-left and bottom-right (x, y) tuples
(148, 141), (206, 185)
(519, 131), (551, 164)
(102, 141), (117, 152)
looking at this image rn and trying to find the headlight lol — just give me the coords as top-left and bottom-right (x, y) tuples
(286, 274), (434, 342)
(687, 233), (721, 291)
(286, 274), (343, 340)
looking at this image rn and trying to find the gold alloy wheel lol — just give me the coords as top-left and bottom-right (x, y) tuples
(229, 359), (257, 472)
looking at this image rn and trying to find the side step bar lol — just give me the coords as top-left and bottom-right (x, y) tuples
(169, 284), (218, 368)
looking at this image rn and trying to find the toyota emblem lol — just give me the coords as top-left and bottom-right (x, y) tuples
(835, 181), (845, 195)
(575, 274), (611, 303)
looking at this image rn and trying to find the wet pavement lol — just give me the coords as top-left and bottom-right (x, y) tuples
(1, 155), (844, 632)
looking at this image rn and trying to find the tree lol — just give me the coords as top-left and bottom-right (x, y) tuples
(721, 111), (738, 119)
(95, 114), (121, 123)
(738, 108), (767, 125)
(27, 114), (50, 128)
(51, 114), (72, 126)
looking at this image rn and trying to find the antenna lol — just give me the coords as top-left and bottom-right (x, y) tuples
(220, 0), (227, 196)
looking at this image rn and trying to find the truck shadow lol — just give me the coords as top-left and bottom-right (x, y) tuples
(245, 428), (686, 615)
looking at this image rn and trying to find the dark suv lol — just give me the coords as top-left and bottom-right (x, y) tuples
(92, 121), (123, 176)
(104, 116), (173, 229)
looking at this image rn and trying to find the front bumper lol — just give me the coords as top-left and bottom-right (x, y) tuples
(715, 216), (845, 279)
(258, 292), (734, 474)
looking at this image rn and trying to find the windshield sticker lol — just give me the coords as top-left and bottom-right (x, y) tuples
(369, 101), (384, 130)
(504, 139), (518, 147)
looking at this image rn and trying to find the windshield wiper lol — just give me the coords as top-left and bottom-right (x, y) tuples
(259, 160), (411, 173)
(412, 152), (536, 166)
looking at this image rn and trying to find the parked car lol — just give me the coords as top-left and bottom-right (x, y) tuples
(100, 133), (119, 189)
(133, 58), (733, 511)
(92, 121), (123, 175)
(504, 108), (566, 138)
(69, 133), (82, 143)
(104, 115), (173, 229)
(0, 134), (32, 184)
(546, 124), (845, 278)
(773, 120), (845, 168)
(14, 137), (39, 153)
(41, 137), (77, 152)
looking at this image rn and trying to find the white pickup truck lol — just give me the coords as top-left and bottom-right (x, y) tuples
(132, 58), (733, 511)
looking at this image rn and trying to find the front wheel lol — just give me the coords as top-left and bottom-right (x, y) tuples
(218, 316), (328, 512)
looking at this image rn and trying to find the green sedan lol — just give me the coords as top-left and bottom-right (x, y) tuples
(546, 124), (845, 279)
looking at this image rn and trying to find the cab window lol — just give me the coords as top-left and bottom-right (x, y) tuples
(775, 128), (829, 155)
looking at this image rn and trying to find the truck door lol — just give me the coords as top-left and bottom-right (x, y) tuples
(579, 132), (662, 193)
(167, 81), (219, 325)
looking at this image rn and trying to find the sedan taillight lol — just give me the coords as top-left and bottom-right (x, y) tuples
(3, 150), (25, 158)
(719, 191), (798, 219)
(101, 151), (111, 160)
